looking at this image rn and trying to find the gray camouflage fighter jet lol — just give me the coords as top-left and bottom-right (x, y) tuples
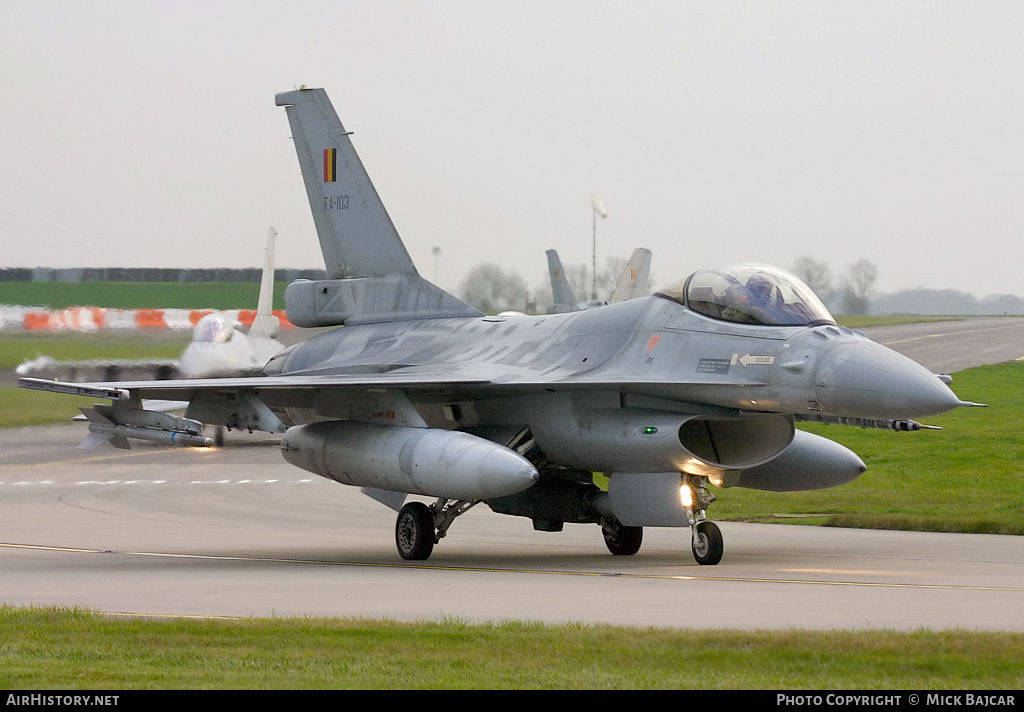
(20, 87), (979, 565)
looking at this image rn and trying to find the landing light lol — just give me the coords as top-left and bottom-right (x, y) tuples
(680, 484), (693, 507)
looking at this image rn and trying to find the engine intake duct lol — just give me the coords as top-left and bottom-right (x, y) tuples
(535, 408), (794, 478)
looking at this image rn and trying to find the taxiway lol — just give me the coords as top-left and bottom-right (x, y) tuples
(2, 317), (1022, 628)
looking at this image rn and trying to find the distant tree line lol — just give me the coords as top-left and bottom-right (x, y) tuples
(791, 256), (1023, 316)
(870, 289), (1024, 316)
(791, 256), (879, 315)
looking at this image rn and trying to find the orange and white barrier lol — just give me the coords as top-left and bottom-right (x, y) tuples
(0, 306), (294, 333)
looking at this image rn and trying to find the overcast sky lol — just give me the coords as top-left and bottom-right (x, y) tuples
(3, 1), (1022, 298)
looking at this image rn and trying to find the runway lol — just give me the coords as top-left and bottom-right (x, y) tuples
(860, 316), (1024, 374)
(2, 317), (1023, 629)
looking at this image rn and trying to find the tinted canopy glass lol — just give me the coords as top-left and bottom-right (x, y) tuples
(192, 314), (236, 343)
(657, 264), (835, 326)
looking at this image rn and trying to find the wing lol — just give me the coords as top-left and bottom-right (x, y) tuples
(19, 372), (491, 402)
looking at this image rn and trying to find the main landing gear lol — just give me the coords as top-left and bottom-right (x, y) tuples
(394, 474), (726, 566)
(395, 498), (477, 561)
(601, 518), (643, 556)
(395, 502), (435, 560)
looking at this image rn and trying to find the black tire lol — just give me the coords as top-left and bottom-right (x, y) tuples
(395, 502), (435, 561)
(691, 521), (723, 566)
(602, 522), (643, 556)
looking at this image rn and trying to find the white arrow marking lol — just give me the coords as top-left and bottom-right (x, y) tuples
(738, 353), (776, 367)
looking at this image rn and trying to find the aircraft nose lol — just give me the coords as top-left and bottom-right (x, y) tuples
(814, 338), (960, 419)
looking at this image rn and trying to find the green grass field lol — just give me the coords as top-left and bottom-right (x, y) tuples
(0, 332), (189, 370)
(2, 608), (1022, 689)
(834, 315), (962, 329)
(0, 282), (289, 310)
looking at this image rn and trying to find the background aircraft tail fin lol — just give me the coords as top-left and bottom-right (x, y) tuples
(276, 87), (480, 325)
(248, 226), (280, 339)
(545, 249), (578, 313)
(609, 248), (652, 303)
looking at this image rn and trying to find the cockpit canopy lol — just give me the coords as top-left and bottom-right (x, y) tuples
(192, 314), (236, 343)
(657, 264), (835, 327)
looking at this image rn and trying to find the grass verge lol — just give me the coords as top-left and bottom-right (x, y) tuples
(0, 332), (188, 370)
(835, 315), (962, 329)
(2, 608), (1022, 689)
(0, 388), (103, 428)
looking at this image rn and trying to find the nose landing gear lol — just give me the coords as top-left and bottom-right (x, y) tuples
(682, 475), (724, 565)
(690, 520), (723, 566)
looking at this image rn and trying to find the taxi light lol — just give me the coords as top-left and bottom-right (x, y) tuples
(680, 484), (693, 507)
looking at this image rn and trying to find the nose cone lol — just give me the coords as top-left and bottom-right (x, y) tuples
(815, 338), (960, 419)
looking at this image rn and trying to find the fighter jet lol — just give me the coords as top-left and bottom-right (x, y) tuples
(177, 227), (285, 379)
(546, 247), (652, 313)
(20, 87), (978, 565)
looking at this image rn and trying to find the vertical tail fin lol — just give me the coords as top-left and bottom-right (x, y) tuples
(545, 249), (578, 313)
(609, 248), (652, 303)
(275, 88), (480, 326)
(249, 227), (280, 339)
(275, 88), (416, 279)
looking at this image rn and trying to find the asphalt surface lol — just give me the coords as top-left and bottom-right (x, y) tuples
(860, 316), (1024, 374)
(1, 316), (1022, 628)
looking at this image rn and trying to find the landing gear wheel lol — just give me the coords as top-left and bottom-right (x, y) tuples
(602, 522), (643, 556)
(691, 521), (723, 566)
(396, 502), (435, 561)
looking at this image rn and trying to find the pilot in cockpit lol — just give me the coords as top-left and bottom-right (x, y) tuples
(741, 272), (784, 322)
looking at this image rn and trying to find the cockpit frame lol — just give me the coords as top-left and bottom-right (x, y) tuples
(657, 263), (836, 327)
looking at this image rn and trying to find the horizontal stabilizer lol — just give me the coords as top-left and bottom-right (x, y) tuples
(285, 275), (481, 327)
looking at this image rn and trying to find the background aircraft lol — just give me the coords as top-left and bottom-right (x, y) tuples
(546, 247), (652, 313)
(16, 228), (286, 384)
(177, 227), (285, 379)
(21, 87), (977, 565)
